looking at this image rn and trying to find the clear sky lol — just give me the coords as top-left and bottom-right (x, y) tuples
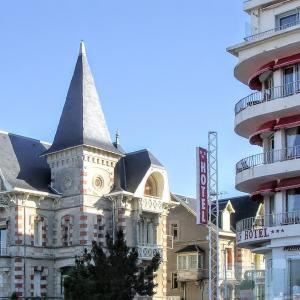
(0, 1), (260, 198)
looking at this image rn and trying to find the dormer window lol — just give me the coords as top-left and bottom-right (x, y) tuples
(144, 180), (154, 196)
(143, 172), (164, 198)
(221, 201), (235, 232)
(144, 175), (158, 197)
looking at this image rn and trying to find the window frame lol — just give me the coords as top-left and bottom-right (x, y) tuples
(171, 223), (179, 241)
(177, 252), (203, 271)
(276, 8), (299, 29)
(171, 272), (178, 289)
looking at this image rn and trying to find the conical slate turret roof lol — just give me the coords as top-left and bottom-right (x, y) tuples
(43, 42), (121, 156)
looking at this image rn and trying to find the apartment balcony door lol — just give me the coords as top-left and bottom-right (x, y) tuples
(289, 259), (300, 298)
(283, 66), (297, 95)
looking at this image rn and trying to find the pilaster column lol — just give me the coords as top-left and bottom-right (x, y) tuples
(143, 219), (148, 245)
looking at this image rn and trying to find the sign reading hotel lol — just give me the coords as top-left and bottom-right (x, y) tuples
(237, 226), (286, 244)
(196, 147), (208, 225)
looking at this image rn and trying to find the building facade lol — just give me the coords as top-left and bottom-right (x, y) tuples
(166, 195), (264, 300)
(228, 0), (300, 298)
(0, 42), (172, 298)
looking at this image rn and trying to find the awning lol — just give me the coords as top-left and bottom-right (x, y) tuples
(249, 134), (263, 146)
(274, 115), (300, 130)
(252, 181), (277, 196)
(274, 53), (300, 69)
(248, 53), (300, 91)
(249, 120), (276, 146)
(251, 181), (276, 201)
(176, 244), (205, 254)
(248, 62), (275, 90)
(284, 245), (300, 251)
(276, 176), (300, 191)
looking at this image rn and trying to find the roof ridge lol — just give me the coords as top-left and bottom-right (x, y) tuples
(0, 131), (51, 145)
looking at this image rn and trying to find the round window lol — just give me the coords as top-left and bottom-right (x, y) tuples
(93, 175), (104, 191)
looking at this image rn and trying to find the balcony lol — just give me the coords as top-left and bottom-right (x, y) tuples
(236, 211), (300, 247)
(227, 27), (300, 86)
(236, 146), (300, 193)
(244, 20), (300, 42)
(177, 268), (206, 282)
(235, 81), (300, 138)
(138, 196), (163, 214)
(244, 270), (265, 284)
(137, 244), (163, 261)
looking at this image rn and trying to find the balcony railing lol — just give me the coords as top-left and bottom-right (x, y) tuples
(236, 210), (300, 232)
(244, 270), (265, 281)
(177, 268), (206, 282)
(139, 196), (163, 213)
(244, 19), (300, 42)
(235, 81), (300, 115)
(236, 145), (300, 173)
(137, 244), (163, 260)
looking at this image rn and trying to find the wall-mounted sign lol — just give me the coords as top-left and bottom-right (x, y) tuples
(196, 147), (208, 225)
(237, 226), (285, 244)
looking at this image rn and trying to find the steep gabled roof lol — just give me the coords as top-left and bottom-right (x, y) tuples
(0, 132), (51, 192)
(172, 194), (260, 231)
(113, 149), (163, 193)
(43, 42), (121, 156)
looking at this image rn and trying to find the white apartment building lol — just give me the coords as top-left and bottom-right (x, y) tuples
(228, 0), (300, 298)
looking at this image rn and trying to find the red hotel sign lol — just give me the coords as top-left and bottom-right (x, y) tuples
(196, 147), (208, 225)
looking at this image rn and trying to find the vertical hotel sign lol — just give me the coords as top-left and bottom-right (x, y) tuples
(196, 147), (208, 225)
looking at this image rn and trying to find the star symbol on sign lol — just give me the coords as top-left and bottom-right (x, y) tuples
(276, 230), (280, 233)
(271, 230), (274, 234)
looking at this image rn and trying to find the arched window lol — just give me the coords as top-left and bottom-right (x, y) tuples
(144, 172), (164, 198)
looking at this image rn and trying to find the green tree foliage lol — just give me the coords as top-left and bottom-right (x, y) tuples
(64, 229), (161, 300)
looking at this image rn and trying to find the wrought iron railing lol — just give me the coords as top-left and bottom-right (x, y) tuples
(236, 145), (300, 173)
(236, 210), (300, 232)
(235, 81), (300, 115)
(244, 19), (300, 42)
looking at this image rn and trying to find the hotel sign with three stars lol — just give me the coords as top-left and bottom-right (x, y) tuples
(237, 226), (285, 244)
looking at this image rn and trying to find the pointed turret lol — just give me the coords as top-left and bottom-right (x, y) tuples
(44, 42), (121, 155)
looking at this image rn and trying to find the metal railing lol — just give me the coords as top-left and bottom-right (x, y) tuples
(244, 19), (300, 42)
(137, 244), (163, 260)
(236, 145), (300, 173)
(244, 270), (265, 281)
(235, 81), (300, 115)
(236, 210), (300, 232)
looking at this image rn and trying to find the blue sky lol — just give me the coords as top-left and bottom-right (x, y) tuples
(0, 1), (259, 198)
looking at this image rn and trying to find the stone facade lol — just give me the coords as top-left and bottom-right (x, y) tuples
(0, 42), (172, 299)
(166, 195), (265, 300)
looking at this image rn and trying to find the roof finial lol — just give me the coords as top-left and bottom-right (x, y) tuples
(115, 129), (120, 145)
(79, 40), (86, 56)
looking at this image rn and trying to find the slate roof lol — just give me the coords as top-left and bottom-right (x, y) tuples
(173, 194), (197, 214)
(173, 194), (260, 231)
(43, 42), (121, 156)
(221, 195), (260, 229)
(0, 132), (51, 192)
(114, 149), (164, 193)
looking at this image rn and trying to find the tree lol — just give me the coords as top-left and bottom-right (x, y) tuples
(64, 229), (161, 300)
